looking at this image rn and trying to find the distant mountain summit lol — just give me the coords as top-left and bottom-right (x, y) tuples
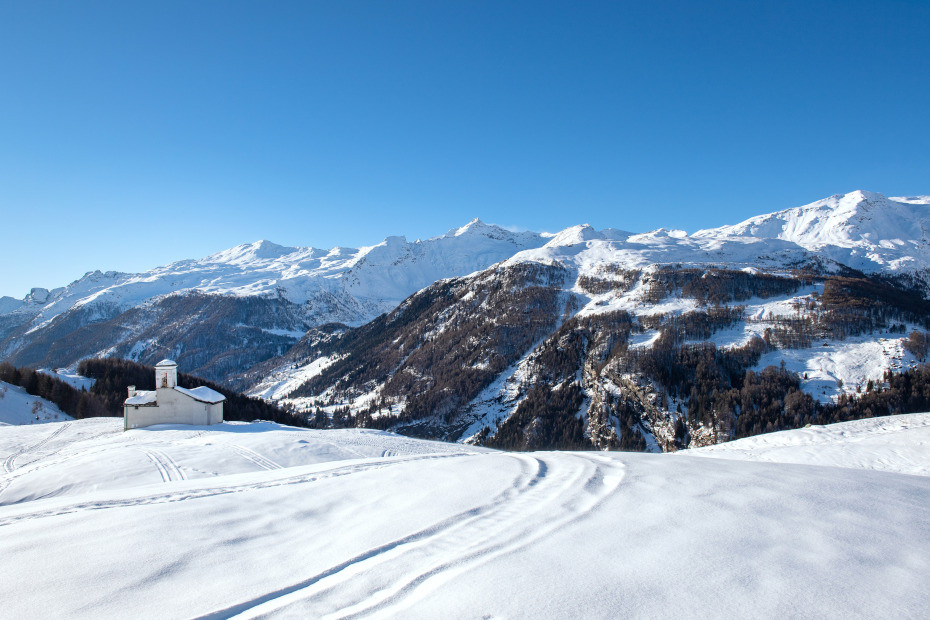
(205, 239), (299, 265)
(694, 190), (930, 272)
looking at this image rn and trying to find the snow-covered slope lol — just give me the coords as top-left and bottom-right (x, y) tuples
(0, 381), (72, 426)
(504, 223), (813, 273)
(690, 411), (930, 476)
(38, 368), (96, 391)
(1, 416), (927, 617)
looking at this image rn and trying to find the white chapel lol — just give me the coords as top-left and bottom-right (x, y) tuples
(124, 359), (225, 430)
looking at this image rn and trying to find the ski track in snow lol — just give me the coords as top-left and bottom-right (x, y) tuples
(1, 444), (111, 495)
(0, 424), (121, 500)
(0, 453), (465, 529)
(230, 445), (282, 471)
(2, 422), (72, 474)
(198, 452), (625, 620)
(141, 448), (186, 482)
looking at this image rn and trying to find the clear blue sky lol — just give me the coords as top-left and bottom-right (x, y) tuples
(1, 0), (928, 298)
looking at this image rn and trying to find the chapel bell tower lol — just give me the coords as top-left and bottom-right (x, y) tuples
(155, 359), (178, 389)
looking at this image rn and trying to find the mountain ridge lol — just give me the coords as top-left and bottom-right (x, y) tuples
(2, 190), (929, 391)
(5, 190), (929, 319)
(229, 190), (930, 452)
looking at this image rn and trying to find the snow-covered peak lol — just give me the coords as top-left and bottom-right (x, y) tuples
(342, 223), (547, 301)
(204, 240), (298, 266)
(439, 218), (541, 246)
(544, 224), (602, 247)
(447, 218), (492, 237)
(695, 190), (923, 247)
(693, 190), (930, 272)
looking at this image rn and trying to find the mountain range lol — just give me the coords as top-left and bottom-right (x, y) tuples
(3, 190), (930, 449)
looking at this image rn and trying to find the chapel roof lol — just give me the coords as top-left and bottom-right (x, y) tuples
(125, 390), (157, 406)
(124, 386), (225, 406)
(175, 385), (226, 404)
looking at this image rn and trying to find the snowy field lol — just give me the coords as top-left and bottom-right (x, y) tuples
(1, 415), (928, 618)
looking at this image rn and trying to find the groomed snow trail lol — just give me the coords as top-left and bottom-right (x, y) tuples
(202, 452), (625, 620)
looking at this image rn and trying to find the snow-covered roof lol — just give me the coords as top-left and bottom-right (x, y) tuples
(125, 391), (157, 406)
(124, 385), (224, 406)
(155, 359), (178, 368)
(174, 386), (226, 404)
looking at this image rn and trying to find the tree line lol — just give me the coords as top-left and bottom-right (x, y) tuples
(0, 363), (110, 419)
(77, 358), (299, 426)
(0, 358), (300, 427)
